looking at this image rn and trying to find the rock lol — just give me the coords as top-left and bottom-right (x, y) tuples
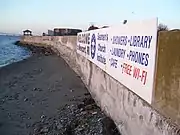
(45, 52), (49, 56)
(70, 89), (74, 92)
(38, 88), (42, 91)
(2, 99), (5, 103)
(40, 115), (45, 119)
(77, 103), (85, 109)
(98, 118), (102, 122)
(33, 127), (39, 133)
(40, 126), (49, 133)
(28, 96), (121, 135)
(41, 119), (45, 123)
(83, 97), (95, 105)
(7, 112), (11, 116)
(26, 124), (31, 128)
(102, 117), (121, 135)
(33, 87), (37, 91)
(56, 123), (63, 130)
(24, 98), (28, 102)
(79, 108), (84, 112)
(50, 89), (53, 92)
(81, 111), (87, 115)
(92, 112), (97, 115)
(84, 93), (90, 96)
(85, 104), (96, 110)
(60, 119), (64, 123)
(13, 93), (19, 100)
(77, 127), (83, 131)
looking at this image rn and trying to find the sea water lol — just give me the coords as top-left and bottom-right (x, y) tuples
(0, 35), (31, 67)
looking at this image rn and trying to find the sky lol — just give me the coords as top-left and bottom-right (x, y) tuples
(0, 0), (180, 35)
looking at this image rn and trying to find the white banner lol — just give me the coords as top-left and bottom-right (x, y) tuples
(77, 18), (158, 104)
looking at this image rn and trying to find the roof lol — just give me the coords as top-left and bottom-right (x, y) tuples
(23, 29), (32, 32)
(53, 28), (82, 31)
(101, 26), (109, 28)
(88, 25), (99, 31)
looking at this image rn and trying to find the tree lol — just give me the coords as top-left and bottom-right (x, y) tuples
(158, 23), (168, 31)
(42, 32), (46, 36)
(123, 20), (127, 24)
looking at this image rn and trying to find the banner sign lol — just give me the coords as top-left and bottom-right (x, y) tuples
(77, 18), (158, 104)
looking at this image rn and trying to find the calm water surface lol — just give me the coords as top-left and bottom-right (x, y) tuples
(0, 35), (31, 67)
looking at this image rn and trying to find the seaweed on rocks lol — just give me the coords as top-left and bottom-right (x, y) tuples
(14, 41), (55, 56)
(30, 96), (121, 135)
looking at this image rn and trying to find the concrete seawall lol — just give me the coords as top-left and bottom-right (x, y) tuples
(20, 33), (180, 135)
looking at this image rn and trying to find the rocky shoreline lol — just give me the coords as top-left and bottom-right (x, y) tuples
(30, 94), (120, 135)
(15, 41), (55, 56)
(0, 41), (121, 135)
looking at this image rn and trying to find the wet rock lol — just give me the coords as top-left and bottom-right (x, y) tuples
(77, 103), (85, 109)
(29, 95), (121, 135)
(92, 112), (98, 115)
(56, 123), (63, 130)
(40, 126), (49, 133)
(84, 93), (90, 96)
(24, 98), (28, 102)
(38, 88), (42, 91)
(33, 87), (37, 91)
(102, 117), (121, 135)
(1, 99), (5, 103)
(33, 127), (39, 133)
(50, 89), (53, 92)
(60, 119), (64, 123)
(26, 124), (31, 128)
(40, 115), (45, 119)
(70, 89), (74, 92)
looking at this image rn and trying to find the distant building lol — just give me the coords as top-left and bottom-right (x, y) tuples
(23, 29), (32, 36)
(48, 30), (54, 36)
(53, 28), (82, 36)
